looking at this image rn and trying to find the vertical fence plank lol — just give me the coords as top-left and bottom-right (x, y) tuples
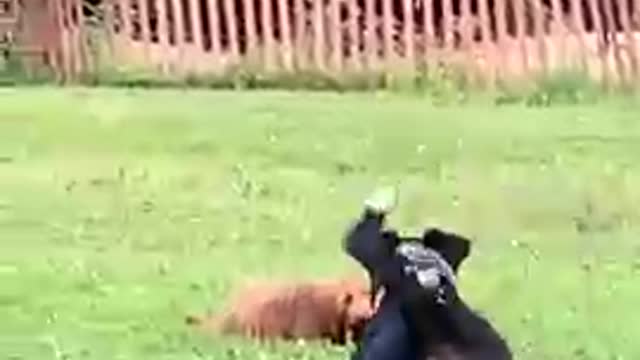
(119, 0), (132, 38)
(262, 0), (276, 70)
(293, 0), (308, 69)
(44, 0), (61, 80)
(422, 0), (433, 68)
(51, 0), (68, 82)
(64, 0), (78, 76)
(66, 0), (78, 78)
(459, 0), (473, 81)
(478, 0), (494, 85)
(570, 0), (588, 73)
(532, 0), (548, 76)
(618, 0), (639, 81)
(460, 0), (472, 50)
(223, 0), (240, 62)
(549, 0), (566, 70)
(347, 0), (360, 70)
(244, 0), (259, 61)
(382, 0), (393, 71)
(102, 0), (117, 67)
(189, 0), (204, 53)
(585, 0), (609, 86)
(312, 0), (325, 70)
(514, 0), (528, 76)
(156, 0), (171, 74)
(329, 0), (342, 71)
(495, 0), (508, 79)
(186, 0), (202, 72)
(402, 0), (415, 67)
(277, 0), (294, 69)
(442, 0), (452, 52)
(603, 0), (627, 85)
(205, 0), (221, 70)
(170, 0), (186, 71)
(61, 0), (78, 77)
(139, 0), (152, 64)
(75, 0), (90, 75)
(365, 0), (376, 70)
(52, 0), (64, 81)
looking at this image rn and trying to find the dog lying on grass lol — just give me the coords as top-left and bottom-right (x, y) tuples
(186, 277), (375, 345)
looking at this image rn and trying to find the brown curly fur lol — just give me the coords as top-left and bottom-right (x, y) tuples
(186, 277), (375, 345)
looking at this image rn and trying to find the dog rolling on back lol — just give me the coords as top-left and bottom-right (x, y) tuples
(344, 208), (512, 360)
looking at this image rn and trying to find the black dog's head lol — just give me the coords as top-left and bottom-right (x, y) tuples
(420, 228), (472, 273)
(392, 228), (472, 307)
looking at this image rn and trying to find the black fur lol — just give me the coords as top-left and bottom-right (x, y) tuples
(344, 209), (512, 360)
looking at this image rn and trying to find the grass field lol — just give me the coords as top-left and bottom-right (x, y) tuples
(1, 88), (639, 359)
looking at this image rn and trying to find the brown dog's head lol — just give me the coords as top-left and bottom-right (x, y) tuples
(334, 278), (376, 343)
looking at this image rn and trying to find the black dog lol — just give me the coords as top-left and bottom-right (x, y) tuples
(344, 208), (512, 360)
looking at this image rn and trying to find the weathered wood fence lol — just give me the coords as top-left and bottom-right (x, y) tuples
(2, 0), (640, 86)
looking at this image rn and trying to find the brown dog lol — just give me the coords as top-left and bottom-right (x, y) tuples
(186, 277), (375, 345)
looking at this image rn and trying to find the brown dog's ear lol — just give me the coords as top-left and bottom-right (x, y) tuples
(421, 228), (472, 272)
(338, 291), (354, 308)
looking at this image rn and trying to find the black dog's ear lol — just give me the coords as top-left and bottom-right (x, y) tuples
(421, 228), (472, 272)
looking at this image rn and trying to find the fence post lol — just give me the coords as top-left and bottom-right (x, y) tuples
(329, 0), (342, 72)
(381, 0), (393, 74)
(618, 0), (639, 83)
(205, 0), (221, 72)
(459, 0), (474, 84)
(364, 0), (376, 72)
(514, 0), (529, 77)
(53, 0), (72, 82)
(170, 0), (186, 72)
(421, 0), (433, 72)
(478, 0), (495, 87)
(442, 0), (452, 53)
(243, 0), (258, 63)
(261, 0), (276, 70)
(531, 0), (548, 77)
(402, 0), (415, 70)
(569, 0), (588, 75)
(156, 0), (171, 74)
(585, 0), (609, 87)
(118, 0), (132, 38)
(293, 0), (308, 69)
(549, 0), (567, 71)
(278, 0), (294, 70)
(312, 0), (325, 71)
(74, 0), (89, 76)
(494, 0), (508, 80)
(222, 0), (240, 64)
(347, 0), (360, 71)
(190, 0), (204, 51)
(138, 0), (152, 65)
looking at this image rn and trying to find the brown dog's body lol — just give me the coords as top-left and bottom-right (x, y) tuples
(186, 277), (374, 345)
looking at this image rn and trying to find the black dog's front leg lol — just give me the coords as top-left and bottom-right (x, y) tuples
(344, 209), (421, 360)
(343, 209), (411, 295)
(343, 209), (390, 274)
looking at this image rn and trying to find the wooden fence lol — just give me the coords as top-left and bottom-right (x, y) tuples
(3, 0), (640, 86)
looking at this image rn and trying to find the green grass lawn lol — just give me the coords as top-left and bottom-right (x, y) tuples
(1, 88), (639, 359)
